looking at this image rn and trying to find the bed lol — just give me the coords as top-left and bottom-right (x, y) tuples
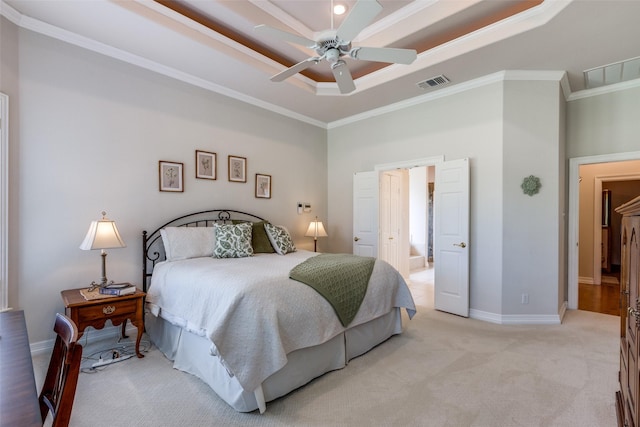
(142, 209), (416, 413)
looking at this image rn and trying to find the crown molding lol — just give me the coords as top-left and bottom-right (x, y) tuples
(0, 0), (21, 24)
(0, 1), (326, 128)
(7, 0), (632, 130)
(327, 70), (568, 129)
(567, 77), (640, 102)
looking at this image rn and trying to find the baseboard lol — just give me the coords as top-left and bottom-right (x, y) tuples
(558, 301), (568, 323)
(579, 276), (595, 285)
(470, 308), (562, 325)
(30, 323), (140, 356)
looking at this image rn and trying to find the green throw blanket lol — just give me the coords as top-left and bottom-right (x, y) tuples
(289, 254), (376, 327)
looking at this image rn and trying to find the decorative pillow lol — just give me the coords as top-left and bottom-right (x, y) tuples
(213, 222), (253, 258)
(160, 227), (215, 261)
(232, 220), (275, 254)
(264, 223), (296, 255)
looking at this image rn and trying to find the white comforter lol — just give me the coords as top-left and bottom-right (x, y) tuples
(146, 250), (416, 392)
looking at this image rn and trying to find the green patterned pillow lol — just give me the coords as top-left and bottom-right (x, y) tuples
(232, 220), (275, 253)
(264, 223), (296, 255)
(213, 222), (253, 258)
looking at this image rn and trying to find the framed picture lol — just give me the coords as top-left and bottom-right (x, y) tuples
(159, 161), (184, 192)
(228, 155), (247, 183)
(255, 174), (271, 199)
(195, 150), (216, 180)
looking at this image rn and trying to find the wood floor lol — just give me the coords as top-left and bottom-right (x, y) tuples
(579, 281), (621, 316)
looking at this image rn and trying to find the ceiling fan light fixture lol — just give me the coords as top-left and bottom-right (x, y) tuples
(256, 0), (415, 94)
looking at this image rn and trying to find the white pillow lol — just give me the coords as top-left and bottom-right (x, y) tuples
(160, 227), (215, 261)
(213, 222), (254, 258)
(263, 223), (296, 255)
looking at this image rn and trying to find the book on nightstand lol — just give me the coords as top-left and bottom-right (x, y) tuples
(99, 283), (136, 296)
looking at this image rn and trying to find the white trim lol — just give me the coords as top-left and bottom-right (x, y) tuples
(470, 308), (562, 325)
(30, 323), (140, 356)
(374, 156), (444, 171)
(328, 70), (568, 129)
(568, 77), (640, 102)
(568, 151), (640, 309)
(579, 276), (595, 285)
(0, 1), (326, 129)
(0, 93), (7, 311)
(0, 0), (575, 131)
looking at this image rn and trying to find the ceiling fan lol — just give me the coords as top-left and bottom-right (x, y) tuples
(254, 0), (417, 94)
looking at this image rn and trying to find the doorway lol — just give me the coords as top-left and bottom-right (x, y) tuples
(373, 156), (443, 280)
(568, 152), (640, 311)
(373, 156), (470, 317)
(578, 169), (640, 315)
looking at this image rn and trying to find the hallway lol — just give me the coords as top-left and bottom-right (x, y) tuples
(578, 281), (620, 316)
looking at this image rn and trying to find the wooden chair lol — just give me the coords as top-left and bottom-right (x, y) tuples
(39, 313), (83, 427)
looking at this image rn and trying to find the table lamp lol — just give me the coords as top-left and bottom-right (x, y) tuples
(80, 211), (126, 289)
(305, 216), (328, 252)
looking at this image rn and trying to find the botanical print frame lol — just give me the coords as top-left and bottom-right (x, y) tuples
(195, 150), (216, 180)
(159, 161), (184, 192)
(255, 174), (271, 199)
(228, 155), (247, 183)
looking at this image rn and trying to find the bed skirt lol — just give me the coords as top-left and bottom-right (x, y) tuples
(146, 308), (403, 412)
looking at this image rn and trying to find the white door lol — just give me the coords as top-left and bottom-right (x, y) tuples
(353, 171), (379, 257)
(380, 171), (400, 269)
(434, 158), (470, 317)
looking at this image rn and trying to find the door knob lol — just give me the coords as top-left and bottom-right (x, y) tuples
(628, 305), (640, 327)
(354, 237), (360, 242)
(453, 242), (466, 248)
(389, 237), (394, 240)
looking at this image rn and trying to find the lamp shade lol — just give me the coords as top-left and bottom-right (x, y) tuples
(305, 217), (328, 238)
(79, 212), (126, 250)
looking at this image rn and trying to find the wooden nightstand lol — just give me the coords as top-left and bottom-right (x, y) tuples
(61, 287), (146, 358)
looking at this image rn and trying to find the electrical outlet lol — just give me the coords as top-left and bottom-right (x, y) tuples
(521, 293), (529, 304)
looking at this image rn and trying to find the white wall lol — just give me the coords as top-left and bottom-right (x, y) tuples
(328, 76), (565, 320)
(502, 80), (564, 315)
(567, 85), (640, 159)
(328, 81), (506, 316)
(567, 84), (640, 291)
(6, 29), (327, 342)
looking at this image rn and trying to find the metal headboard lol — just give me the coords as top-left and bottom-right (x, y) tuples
(142, 209), (265, 292)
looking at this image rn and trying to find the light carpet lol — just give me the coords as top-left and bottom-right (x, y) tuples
(33, 269), (619, 426)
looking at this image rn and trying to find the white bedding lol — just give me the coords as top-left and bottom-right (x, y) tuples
(146, 250), (416, 393)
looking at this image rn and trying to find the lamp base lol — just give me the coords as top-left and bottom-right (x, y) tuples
(86, 279), (112, 292)
(87, 251), (112, 291)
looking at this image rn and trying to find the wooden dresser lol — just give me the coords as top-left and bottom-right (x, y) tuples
(616, 195), (640, 427)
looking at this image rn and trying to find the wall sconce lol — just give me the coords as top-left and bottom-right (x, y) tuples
(305, 216), (328, 252)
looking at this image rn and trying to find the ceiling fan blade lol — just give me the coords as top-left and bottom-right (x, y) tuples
(331, 61), (356, 94)
(351, 47), (417, 65)
(254, 24), (317, 48)
(271, 57), (321, 82)
(336, 0), (383, 43)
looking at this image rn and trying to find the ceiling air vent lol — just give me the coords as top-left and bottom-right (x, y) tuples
(417, 75), (450, 90)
